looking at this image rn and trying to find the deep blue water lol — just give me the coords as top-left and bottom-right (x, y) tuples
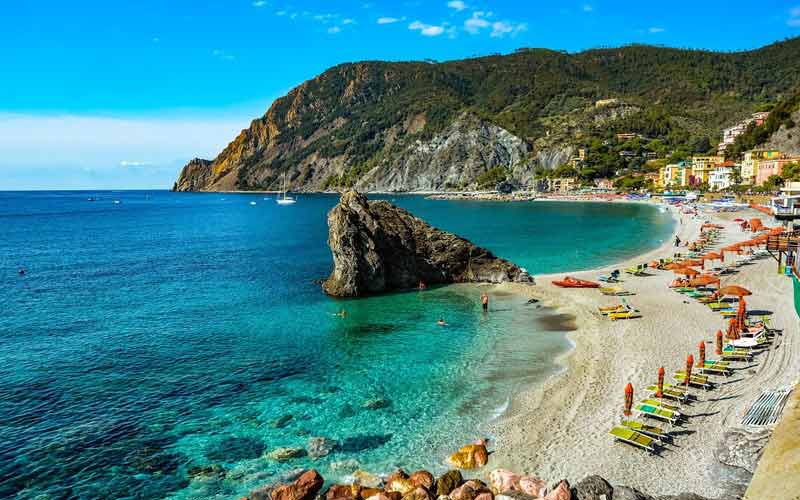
(0, 191), (673, 499)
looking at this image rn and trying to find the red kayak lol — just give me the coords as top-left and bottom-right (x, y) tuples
(552, 276), (601, 288)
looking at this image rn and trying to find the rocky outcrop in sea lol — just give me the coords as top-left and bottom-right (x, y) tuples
(321, 191), (532, 297)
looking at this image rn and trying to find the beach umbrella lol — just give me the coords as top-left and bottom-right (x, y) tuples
(690, 274), (720, 288)
(656, 367), (665, 398)
(685, 355), (694, 388)
(716, 330), (723, 355)
(733, 218), (745, 222)
(682, 259), (703, 267)
(727, 317), (740, 340)
(674, 267), (700, 277)
(704, 251), (723, 263)
(750, 219), (763, 232)
(698, 341), (706, 368)
(738, 298), (747, 331)
(664, 262), (685, 270)
(624, 383), (633, 417)
(718, 285), (752, 297)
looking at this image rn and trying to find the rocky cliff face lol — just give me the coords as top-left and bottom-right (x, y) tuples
(763, 109), (800, 157)
(322, 191), (531, 297)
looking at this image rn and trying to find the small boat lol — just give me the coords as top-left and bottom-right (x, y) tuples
(249, 201), (257, 206)
(113, 200), (121, 204)
(552, 276), (601, 288)
(276, 172), (296, 205)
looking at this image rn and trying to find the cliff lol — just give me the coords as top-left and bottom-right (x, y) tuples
(174, 38), (800, 192)
(322, 191), (531, 297)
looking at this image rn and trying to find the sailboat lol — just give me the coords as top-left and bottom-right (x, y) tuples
(276, 172), (296, 205)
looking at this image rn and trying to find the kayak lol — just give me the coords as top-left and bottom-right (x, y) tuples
(553, 276), (601, 288)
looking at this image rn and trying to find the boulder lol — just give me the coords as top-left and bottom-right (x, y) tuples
(271, 470), (325, 500)
(250, 483), (277, 500)
(361, 488), (384, 499)
(308, 437), (338, 459)
(436, 470), (464, 497)
(449, 484), (477, 500)
(409, 470), (435, 491)
(366, 494), (394, 500)
(571, 476), (613, 500)
(517, 477), (547, 498)
(446, 444), (489, 469)
(386, 469), (410, 486)
(387, 478), (416, 495)
(475, 493), (494, 500)
(267, 447), (307, 461)
(322, 191), (532, 297)
(495, 492), (536, 500)
(327, 485), (359, 500)
(489, 470), (518, 494)
(352, 470), (383, 488)
(271, 414), (294, 428)
(363, 398), (392, 410)
(543, 481), (570, 500)
(613, 486), (654, 500)
(403, 486), (435, 500)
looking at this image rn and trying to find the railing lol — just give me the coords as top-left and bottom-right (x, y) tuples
(766, 230), (800, 252)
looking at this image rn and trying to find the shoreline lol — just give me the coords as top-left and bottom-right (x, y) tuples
(482, 204), (799, 497)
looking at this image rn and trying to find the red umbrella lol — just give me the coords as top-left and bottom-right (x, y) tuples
(733, 218), (745, 222)
(656, 367), (665, 398)
(698, 341), (706, 368)
(685, 355), (694, 388)
(716, 330), (723, 355)
(727, 317), (740, 340)
(624, 383), (633, 416)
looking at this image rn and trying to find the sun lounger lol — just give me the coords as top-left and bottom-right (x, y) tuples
(673, 371), (713, 389)
(635, 403), (680, 425)
(646, 384), (689, 402)
(609, 310), (641, 321)
(640, 398), (681, 412)
(620, 419), (670, 442)
(708, 303), (734, 311)
(598, 270), (621, 283)
(609, 426), (657, 452)
(625, 264), (647, 276)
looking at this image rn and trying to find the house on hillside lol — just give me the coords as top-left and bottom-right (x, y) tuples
(717, 111), (773, 154)
(546, 178), (577, 193)
(594, 178), (614, 190)
(741, 149), (783, 184)
(660, 162), (691, 187)
(709, 161), (738, 191)
(756, 157), (800, 186)
(690, 155), (724, 185)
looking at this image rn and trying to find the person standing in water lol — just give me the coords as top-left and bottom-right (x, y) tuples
(481, 291), (489, 312)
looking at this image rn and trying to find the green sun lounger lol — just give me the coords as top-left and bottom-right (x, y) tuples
(673, 371), (713, 390)
(646, 384), (689, 402)
(636, 403), (679, 424)
(620, 419), (670, 442)
(640, 398), (681, 412)
(699, 363), (731, 376)
(673, 287), (696, 293)
(609, 426), (657, 452)
(708, 303), (734, 311)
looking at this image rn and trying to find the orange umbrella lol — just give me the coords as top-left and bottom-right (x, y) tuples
(664, 262), (686, 270)
(715, 330), (723, 355)
(656, 367), (665, 398)
(624, 383), (633, 416)
(674, 267), (700, 277)
(682, 259), (703, 267)
(727, 317), (740, 340)
(738, 298), (747, 331)
(685, 355), (694, 388)
(690, 274), (720, 287)
(704, 251), (723, 262)
(697, 341), (705, 368)
(718, 285), (752, 297)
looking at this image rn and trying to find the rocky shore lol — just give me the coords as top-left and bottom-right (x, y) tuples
(322, 191), (532, 297)
(239, 442), (716, 500)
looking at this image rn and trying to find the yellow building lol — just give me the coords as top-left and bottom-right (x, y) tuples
(661, 163), (691, 187)
(690, 156), (724, 185)
(740, 150), (782, 185)
(546, 177), (577, 192)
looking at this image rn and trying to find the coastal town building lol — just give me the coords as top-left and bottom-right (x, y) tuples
(690, 155), (724, 186)
(594, 178), (614, 190)
(740, 150), (782, 184)
(717, 111), (772, 154)
(659, 162), (691, 187)
(545, 177), (577, 193)
(708, 164), (736, 191)
(755, 157), (800, 186)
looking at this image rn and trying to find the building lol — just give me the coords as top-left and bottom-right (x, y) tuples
(690, 155), (724, 185)
(594, 178), (614, 190)
(709, 165), (736, 191)
(546, 177), (577, 193)
(717, 111), (772, 154)
(756, 157), (800, 186)
(772, 181), (800, 220)
(741, 150), (783, 185)
(660, 162), (691, 187)
(616, 133), (639, 141)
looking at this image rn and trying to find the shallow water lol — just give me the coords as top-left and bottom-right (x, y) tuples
(0, 191), (672, 499)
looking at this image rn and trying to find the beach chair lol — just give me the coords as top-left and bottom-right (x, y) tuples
(598, 270), (621, 283)
(598, 304), (626, 315)
(620, 419), (670, 443)
(707, 302), (734, 311)
(646, 384), (690, 402)
(624, 264), (644, 276)
(609, 310), (641, 321)
(699, 363), (732, 376)
(640, 398), (682, 412)
(720, 348), (753, 362)
(635, 403), (680, 425)
(599, 287), (634, 296)
(673, 371), (713, 390)
(609, 426), (657, 453)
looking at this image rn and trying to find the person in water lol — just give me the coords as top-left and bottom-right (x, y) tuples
(418, 280), (427, 291)
(18, 268), (25, 275)
(437, 318), (446, 326)
(334, 309), (347, 317)
(481, 292), (489, 312)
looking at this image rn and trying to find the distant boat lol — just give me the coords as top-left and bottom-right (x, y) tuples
(113, 200), (121, 204)
(276, 173), (296, 205)
(249, 201), (257, 206)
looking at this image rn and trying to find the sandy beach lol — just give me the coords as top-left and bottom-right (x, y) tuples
(486, 204), (800, 497)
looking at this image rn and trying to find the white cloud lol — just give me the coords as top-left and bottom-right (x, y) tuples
(342, 18), (356, 24)
(275, 10), (287, 16)
(490, 21), (527, 38)
(648, 27), (665, 33)
(409, 20), (445, 36)
(447, 0), (467, 11)
(119, 160), (153, 167)
(252, 0), (267, 7)
(789, 6), (800, 26)
(582, 4), (593, 12)
(313, 13), (336, 23)
(464, 11), (490, 34)
(212, 49), (235, 61)
(377, 16), (401, 24)
(328, 26), (342, 34)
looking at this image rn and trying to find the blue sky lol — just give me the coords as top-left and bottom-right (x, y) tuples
(2, 1), (800, 189)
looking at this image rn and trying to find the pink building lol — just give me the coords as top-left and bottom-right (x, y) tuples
(756, 157), (800, 186)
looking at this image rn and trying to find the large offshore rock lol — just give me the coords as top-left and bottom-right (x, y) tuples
(322, 191), (532, 297)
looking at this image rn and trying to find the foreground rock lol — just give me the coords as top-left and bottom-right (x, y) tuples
(323, 191), (532, 297)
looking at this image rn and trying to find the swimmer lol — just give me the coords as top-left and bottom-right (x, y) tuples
(437, 318), (446, 327)
(333, 309), (347, 317)
(481, 292), (489, 312)
(418, 280), (427, 291)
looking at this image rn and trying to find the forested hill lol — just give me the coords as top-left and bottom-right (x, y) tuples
(174, 37), (800, 193)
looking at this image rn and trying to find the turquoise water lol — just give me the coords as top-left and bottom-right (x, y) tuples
(0, 192), (673, 499)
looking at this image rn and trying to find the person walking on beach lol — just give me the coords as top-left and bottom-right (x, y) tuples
(481, 292), (489, 312)
(674, 235), (681, 247)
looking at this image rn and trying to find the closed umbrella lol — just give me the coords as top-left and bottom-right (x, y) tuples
(738, 298), (747, 331)
(698, 341), (705, 368)
(624, 383), (633, 416)
(716, 330), (723, 355)
(727, 317), (740, 340)
(656, 367), (665, 398)
(685, 354), (694, 388)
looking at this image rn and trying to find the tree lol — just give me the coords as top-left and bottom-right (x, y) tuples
(689, 136), (712, 154)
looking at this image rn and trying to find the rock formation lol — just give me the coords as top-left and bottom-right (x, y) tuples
(321, 191), (532, 297)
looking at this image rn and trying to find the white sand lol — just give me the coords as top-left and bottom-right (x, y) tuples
(486, 206), (800, 497)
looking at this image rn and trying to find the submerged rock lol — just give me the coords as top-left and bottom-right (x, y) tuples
(188, 463), (226, 481)
(363, 398), (392, 410)
(271, 414), (294, 428)
(308, 436), (338, 459)
(436, 470), (464, 497)
(352, 470), (383, 488)
(267, 447), (308, 461)
(322, 191), (532, 297)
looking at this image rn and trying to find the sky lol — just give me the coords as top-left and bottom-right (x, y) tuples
(2, 1), (800, 190)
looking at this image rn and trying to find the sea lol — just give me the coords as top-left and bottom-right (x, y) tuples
(0, 191), (674, 499)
